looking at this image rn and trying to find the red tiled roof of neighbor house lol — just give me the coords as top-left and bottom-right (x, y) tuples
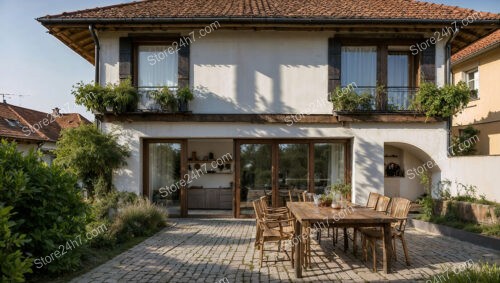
(38, 0), (500, 22)
(452, 29), (500, 64)
(0, 103), (91, 143)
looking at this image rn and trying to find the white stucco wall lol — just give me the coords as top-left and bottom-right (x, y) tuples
(442, 156), (500, 202)
(103, 121), (449, 204)
(98, 30), (448, 113)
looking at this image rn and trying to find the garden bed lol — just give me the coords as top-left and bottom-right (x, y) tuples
(408, 217), (500, 251)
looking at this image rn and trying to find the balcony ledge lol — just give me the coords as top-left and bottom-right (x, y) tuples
(98, 112), (443, 124)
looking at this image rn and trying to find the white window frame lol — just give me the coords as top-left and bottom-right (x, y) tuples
(464, 68), (479, 100)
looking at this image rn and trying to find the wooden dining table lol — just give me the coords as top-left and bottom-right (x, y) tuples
(287, 202), (396, 277)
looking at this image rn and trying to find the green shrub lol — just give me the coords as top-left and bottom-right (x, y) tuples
(0, 140), (88, 274)
(110, 199), (167, 243)
(54, 124), (130, 197)
(411, 81), (470, 118)
(0, 205), (32, 282)
(450, 126), (480, 156)
(85, 220), (116, 248)
(92, 191), (138, 221)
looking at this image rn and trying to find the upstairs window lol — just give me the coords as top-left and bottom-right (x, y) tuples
(465, 68), (479, 100)
(137, 45), (178, 90)
(341, 46), (377, 94)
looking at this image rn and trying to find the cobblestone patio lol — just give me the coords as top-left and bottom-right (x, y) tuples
(71, 219), (499, 283)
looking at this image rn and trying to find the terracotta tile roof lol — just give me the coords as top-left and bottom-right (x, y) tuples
(452, 29), (500, 64)
(0, 103), (90, 143)
(39, 0), (500, 21)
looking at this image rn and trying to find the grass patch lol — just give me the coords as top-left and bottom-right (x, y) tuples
(28, 234), (153, 283)
(415, 214), (500, 238)
(429, 262), (500, 283)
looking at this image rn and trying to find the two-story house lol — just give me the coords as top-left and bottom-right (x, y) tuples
(38, 0), (500, 217)
(452, 29), (500, 155)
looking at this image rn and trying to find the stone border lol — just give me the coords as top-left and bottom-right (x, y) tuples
(408, 218), (500, 251)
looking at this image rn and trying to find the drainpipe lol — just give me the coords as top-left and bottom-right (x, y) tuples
(89, 25), (100, 84)
(89, 25), (102, 129)
(444, 26), (460, 156)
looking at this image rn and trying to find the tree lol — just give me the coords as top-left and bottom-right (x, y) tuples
(54, 124), (130, 196)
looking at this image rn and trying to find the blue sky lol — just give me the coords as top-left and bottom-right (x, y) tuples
(0, 0), (498, 120)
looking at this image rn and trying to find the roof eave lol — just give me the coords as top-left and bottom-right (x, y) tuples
(452, 42), (500, 66)
(37, 17), (500, 26)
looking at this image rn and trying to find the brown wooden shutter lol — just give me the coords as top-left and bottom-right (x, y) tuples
(119, 37), (132, 81)
(178, 43), (190, 88)
(420, 44), (436, 83)
(328, 38), (341, 95)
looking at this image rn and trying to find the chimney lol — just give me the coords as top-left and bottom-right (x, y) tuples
(52, 107), (61, 117)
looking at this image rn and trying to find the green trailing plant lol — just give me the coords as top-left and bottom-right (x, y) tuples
(72, 79), (139, 114)
(450, 126), (480, 156)
(411, 81), (470, 118)
(176, 87), (195, 112)
(0, 205), (32, 282)
(109, 79), (139, 114)
(151, 87), (177, 112)
(0, 140), (89, 274)
(330, 87), (373, 112)
(54, 124), (130, 197)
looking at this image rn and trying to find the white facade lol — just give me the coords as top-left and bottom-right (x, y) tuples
(97, 30), (500, 207)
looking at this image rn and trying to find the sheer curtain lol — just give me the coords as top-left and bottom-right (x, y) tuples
(138, 46), (179, 109)
(149, 143), (181, 206)
(341, 46), (377, 95)
(329, 143), (345, 184)
(388, 54), (409, 108)
(138, 45), (178, 87)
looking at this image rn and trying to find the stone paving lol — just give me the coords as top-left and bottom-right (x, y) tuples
(71, 218), (500, 283)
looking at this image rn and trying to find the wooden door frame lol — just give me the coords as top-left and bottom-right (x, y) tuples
(234, 138), (351, 218)
(142, 138), (188, 217)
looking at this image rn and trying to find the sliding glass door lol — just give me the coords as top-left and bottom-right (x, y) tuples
(313, 143), (345, 195)
(236, 140), (349, 217)
(238, 143), (273, 215)
(144, 141), (185, 216)
(278, 144), (309, 207)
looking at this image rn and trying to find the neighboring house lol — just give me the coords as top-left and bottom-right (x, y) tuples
(0, 102), (90, 164)
(38, 0), (500, 216)
(452, 29), (500, 155)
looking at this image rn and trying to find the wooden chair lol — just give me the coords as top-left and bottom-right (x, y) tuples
(259, 196), (288, 216)
(366, 192), (380, 209)
(302, 191), (314, 202)
(288, 190), (303, 203)
(253, 200), (295, 267)
(360, 197), (412, 271)
(375, 195), (391, 213)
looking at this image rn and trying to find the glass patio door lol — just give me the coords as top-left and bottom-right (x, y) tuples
(277, 144), (309, 207)
(146, 142), (183, 216)
(313, 143), (345, 195)
(238, 143), (273, 215)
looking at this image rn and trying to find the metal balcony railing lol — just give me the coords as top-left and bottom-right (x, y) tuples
(137, 86), (178, 111)
(338, 86), (419, 112)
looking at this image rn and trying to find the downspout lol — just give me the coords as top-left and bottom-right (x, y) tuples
(445, 26), (460, 156)
(89, 25), (102, 130)
(89, 25), (100, 84)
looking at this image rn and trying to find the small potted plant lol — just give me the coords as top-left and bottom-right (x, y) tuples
(331, 182), (352, 207)
(176, 86), (194, 112)
(151, 86), (177, 112)
(319, 194), (333, 207)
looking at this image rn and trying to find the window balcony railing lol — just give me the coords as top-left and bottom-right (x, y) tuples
(137, 86), (178, 111)
(335, 86), (419, 113)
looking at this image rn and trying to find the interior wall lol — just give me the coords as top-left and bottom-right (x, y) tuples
(187, 139), (234, 188)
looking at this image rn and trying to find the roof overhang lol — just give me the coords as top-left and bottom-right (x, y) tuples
(38, 17), (500, 64)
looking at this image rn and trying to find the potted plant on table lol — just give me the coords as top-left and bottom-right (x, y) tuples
(331, 182), (352, 208)
(176, 86), (194, 112)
